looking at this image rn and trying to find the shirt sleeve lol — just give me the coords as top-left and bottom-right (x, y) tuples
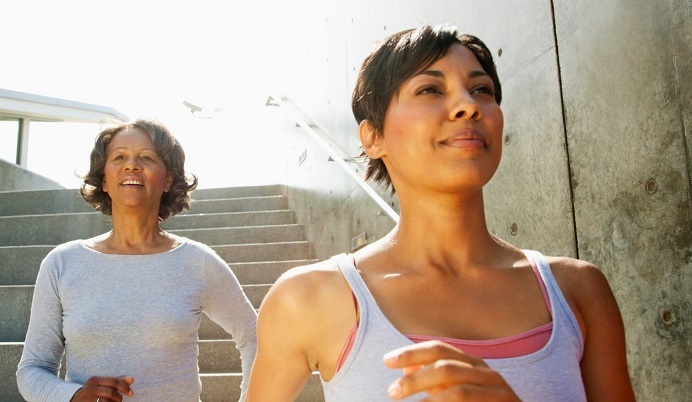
(200, 248), (258, 402)
(16, 249), (83, 402)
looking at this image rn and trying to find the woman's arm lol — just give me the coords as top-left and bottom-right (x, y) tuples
(247, 261), (356, 401)
(201, 250), (258, 402)
(567, 261), (636, 401)
(247, 271), (315, 402)
(16, 252), (83, 402)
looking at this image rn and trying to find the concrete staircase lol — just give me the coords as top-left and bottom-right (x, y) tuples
(0, 184), (325, 401)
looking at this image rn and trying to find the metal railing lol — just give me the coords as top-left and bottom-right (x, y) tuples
(266, 95), (399, 224)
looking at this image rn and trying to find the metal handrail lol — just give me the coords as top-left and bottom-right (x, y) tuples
(266, 95), (399, 224)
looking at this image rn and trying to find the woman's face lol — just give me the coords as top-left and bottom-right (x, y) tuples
(376, 43), (504, 195)
(101, 128), (172, 214)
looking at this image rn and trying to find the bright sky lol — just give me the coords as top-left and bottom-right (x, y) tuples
(1, 0), (312, 189)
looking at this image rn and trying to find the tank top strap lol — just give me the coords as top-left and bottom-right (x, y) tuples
(522, 249), (553, 316)
(522, 250), (556, 311)
(332, 253), (368, 299)
(330, 253), (378, 375)
(521, 249), (584, 351)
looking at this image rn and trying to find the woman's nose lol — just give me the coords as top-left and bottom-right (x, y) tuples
(124, 157), (141, 171)
(449, 93), (481, 121)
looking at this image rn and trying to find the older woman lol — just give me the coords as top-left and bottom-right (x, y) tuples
(17, 118), (257, 402)
(247, 25), (635, 401)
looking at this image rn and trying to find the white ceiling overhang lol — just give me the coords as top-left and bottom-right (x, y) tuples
(0, 88), (128, 123)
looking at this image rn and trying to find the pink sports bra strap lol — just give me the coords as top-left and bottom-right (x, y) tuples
(335, 290), (359, 372)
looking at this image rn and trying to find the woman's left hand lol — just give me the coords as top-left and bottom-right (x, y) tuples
(383, 340), (521, 401)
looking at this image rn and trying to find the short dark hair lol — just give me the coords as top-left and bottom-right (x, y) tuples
(80, 118), (198, 221)
(352, 24), (502, 192)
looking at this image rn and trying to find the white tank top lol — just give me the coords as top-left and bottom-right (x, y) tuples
(320, 250), (586, 402)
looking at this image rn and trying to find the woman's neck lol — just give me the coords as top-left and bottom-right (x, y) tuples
(371, 187), (515, 271)
(97, 211), (174, 255)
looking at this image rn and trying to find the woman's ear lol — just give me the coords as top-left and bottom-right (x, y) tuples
(164, 172), (173, 193)
(358, 120), (385, 159)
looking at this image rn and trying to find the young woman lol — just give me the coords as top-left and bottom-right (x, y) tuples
(247, 25), (635, 401)
(17, 118), (257, 402)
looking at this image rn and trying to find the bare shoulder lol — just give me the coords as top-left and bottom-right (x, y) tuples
(278, 258), (343, 283)
(543, 255), (621, 335)
(250, 258), (355, 398)
(256, 257), (356, 369)
(544, 255), (613, 296)
(270, 259), (347, 302)
(259, 258), (352, 326)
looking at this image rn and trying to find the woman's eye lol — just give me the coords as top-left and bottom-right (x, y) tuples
(472, 85), (495, 96)
(417, 85), (442, 95)
(141, 154), (159, 162)
(112, 155), (125, 161)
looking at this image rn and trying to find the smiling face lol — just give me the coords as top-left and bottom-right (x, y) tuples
(360, 44), (504, 195)
(101, 128), (173, 214)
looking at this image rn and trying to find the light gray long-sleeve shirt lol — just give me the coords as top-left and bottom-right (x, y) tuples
(16, 238), (257, 402)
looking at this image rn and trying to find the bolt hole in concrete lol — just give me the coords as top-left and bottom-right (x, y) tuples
(645, 179), (657, 194)
(504, 134), (511, 145)
(509, 223), (518, 236)
(498, 48), (503, 57)
(661, 309), (677, 326)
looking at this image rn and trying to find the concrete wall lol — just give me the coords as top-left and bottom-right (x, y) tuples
(554, 1), (692, 399)
(272, 0), (691, 399)
(0, 158), (63, 191)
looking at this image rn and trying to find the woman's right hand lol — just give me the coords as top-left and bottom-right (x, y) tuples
(383, 341), (520, 401)
(70, 376), (134, 402)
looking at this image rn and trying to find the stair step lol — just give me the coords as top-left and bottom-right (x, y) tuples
(0, 213), (111, 247)
(200, 373), (244, 402)
(0, 246), (53, 285)
(0, 342), (23, 402)
(198, 339), (241, 373)
(0, 188), (93, 216)
(192, 184), (285, 201)
(0, 185), (286, 217)
(243, 284), (272, 309)
(200, 372), (324, 402)
(0, 286), (32, 342)
(230, 259), (317, 284)
(186, 196), (288, 214)
(0, 206), (293, 250)
(212, 242), (313, 263)
(0, 211), (297, 248)
(162, 210), (296, 230)
(170, 224), (306, 246)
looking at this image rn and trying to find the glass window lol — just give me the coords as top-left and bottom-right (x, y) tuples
(0, 118), (19, 163)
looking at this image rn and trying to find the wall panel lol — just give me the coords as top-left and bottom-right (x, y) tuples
(555, 0), (692, 399)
